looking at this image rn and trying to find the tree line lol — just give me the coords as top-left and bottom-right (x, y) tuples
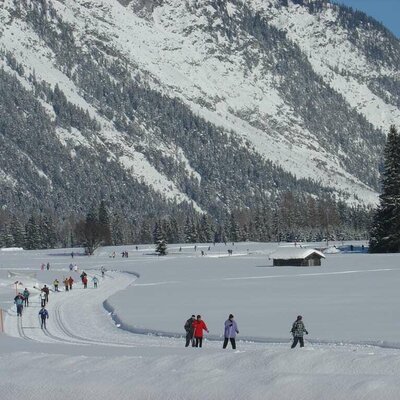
(0, 193), (373, 253)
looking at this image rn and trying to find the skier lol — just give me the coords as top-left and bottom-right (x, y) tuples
(39, 291), (47, 308)
(92, 276), (99, 288)
(63, 277), (69, 292)
(41, 285), (49, 304)
(223, 314), (239, 350)
(39, 307), (49, 329)
(290, 315), (309, 348)
(68, 276), (74, 290)
(46, 262), (50, 271)
(184, 315), (196, 347)
(14, 293), (24, 317)
(100, 266), (106, 278)
(82, 275), (88, 289)
(192, 315), (209, 348)
(53, 279), (59, 292)
(22, 288), (30, 307)
(69, 263), (74, 271)
(80, 271), (87, 283)
(41, 285), (49, 302)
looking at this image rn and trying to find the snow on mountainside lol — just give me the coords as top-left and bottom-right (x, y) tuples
(0, 0), (399, 216)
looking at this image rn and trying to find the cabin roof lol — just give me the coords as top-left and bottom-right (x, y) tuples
(269, 247), (326, 260)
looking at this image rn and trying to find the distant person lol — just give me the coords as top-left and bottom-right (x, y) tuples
(14, 293), (24, 317)
(53, 279), (59, 292)
(92, 276), (99, 288)
(39, 307), (49, 329)
(192, 315), (209, 348)
(68, 276), (74, 290)
(290, 315), (308, 348)
(80, 271), (87, 283)
(40, 291), (47, 308)
(73, 264), (78, 272)
(184, 315), (196, 347)
(69, 263), (74, 271)
(223, 314), (239, 349)
(41, 285), (49, 304)
(101, 266), (106, 278)
(136, 246), (138, 251)
(40, 263), (45, 271)
(63, 277), (69, 292)
(46, 262), (50, 271)
(82, 275), (88, 289)
(71, 251), (74, 258)
(22, 288), (30, 307)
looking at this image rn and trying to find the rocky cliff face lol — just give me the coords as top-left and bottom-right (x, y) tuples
(0, 0), (399, 218)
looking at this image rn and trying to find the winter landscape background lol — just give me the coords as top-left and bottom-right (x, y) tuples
(1, 242), (400, 399)
(0, 0), (400, 238)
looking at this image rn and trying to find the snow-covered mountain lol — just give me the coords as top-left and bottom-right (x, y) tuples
(0, 0), (399, 217)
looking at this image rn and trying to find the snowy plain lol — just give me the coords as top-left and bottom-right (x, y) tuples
(1, 242), (400, 399)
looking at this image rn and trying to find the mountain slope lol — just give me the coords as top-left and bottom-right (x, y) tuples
(0, 0), (399, 218)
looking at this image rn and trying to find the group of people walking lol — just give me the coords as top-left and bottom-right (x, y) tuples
(185, 314), (308, 349)
(14, 267), (105, 329)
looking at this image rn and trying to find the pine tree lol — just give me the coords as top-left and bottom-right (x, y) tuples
(25, 216), (42, 249)
(370, 125), (400, 253)
(11, 216), (25, 248)
(154, 221), (167, 256)
(98, 200), (112, 245)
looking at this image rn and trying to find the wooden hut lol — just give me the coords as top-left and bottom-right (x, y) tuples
(270, 247), (325, 267)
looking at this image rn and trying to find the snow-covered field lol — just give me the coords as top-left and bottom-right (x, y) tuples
(1, 242), (400, 399)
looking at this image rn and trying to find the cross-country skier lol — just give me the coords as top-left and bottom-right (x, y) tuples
(92, 276), (99, 288)
(192, 315), (209, 348)
(68, 276), (74, 290)
(22, 288), (30, 307)
(63, 277), (69, 292)
(40, 291), (47, 308)
(290, 315), (308, 348)
(41, 285), (49, 304)
(82, 275), (88, 289)
(39, 307), (49, 329)
(184, 315), (196, 347)
(53, 279), (59, 292)
(14, 293), (24, 317)
(100, 266), (106, 278)
(223, 314), (239, 349)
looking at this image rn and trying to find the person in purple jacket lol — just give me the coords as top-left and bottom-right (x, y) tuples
(223, 314), (239, 349)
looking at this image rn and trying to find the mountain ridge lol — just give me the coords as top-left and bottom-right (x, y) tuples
(0, 0), (399, 220)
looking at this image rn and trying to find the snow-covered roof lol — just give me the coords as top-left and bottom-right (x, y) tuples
(269, 247), (325, 260)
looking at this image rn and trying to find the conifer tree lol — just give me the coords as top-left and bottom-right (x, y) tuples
(154, 221), (167, 256)
(98, 200), (112, 245)
(25, 216), (42, 250)
(370, 125), (400, 253)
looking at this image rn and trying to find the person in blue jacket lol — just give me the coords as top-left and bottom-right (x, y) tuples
(223, 314), (239, 349)
(39, 307), (49, 329)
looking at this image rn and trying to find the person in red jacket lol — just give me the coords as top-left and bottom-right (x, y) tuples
(192, 315), (209, 348)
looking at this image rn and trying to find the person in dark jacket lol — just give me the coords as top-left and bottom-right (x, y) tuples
(39, 307), (49, 329)
(291, 315), (308, 348)
(14, 294), (24, 317)
(41, 285), (49, 304)
(22, 288), (30, 306)
(223, 314), (239, 349)
(184, 315), (196, 347)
